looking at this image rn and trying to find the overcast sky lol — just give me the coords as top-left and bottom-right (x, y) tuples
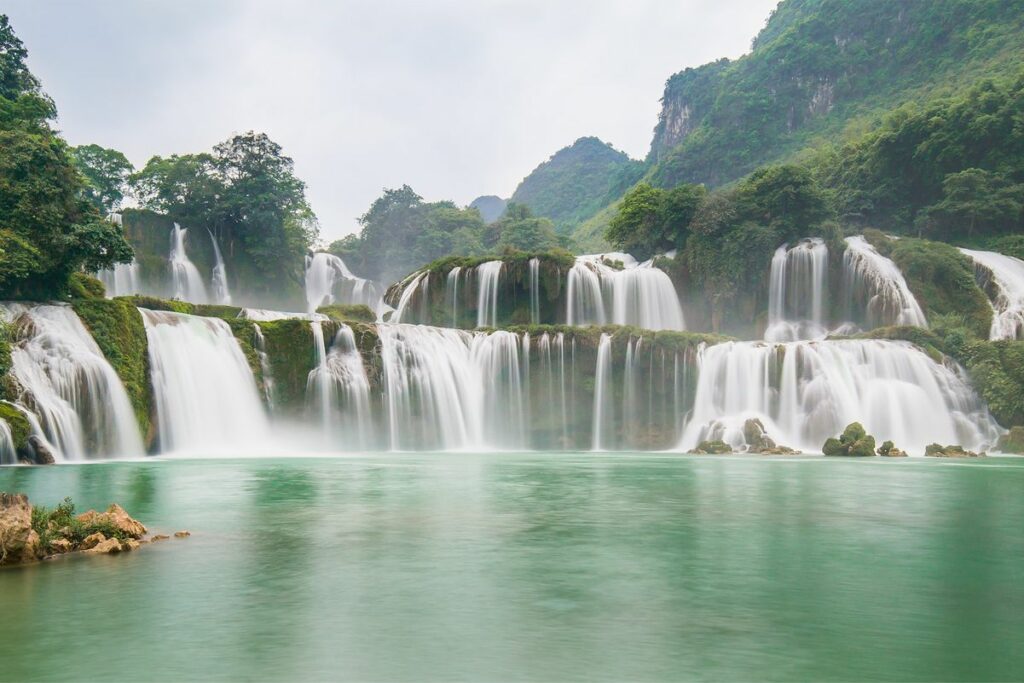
(6, 1), (777, 241)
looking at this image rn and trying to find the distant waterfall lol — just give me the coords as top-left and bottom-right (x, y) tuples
(765, 239), (829, 341)
(1, 304), (143, 460)
(959, 248), (1024, 340)
(566, 254), (685, 330)
(528, 257), (541, 324)
(169, 223), (208, 303)
(0, 416), (14, 464)
(476, 260), (504, 327)
(252, 323), (275, 406)
(678, 339), (998, 454)
(306, 322), (372, 449)
(843, 236), (927, 329)
(304, 252), (381, 314)
(207, 229), (232, 305)
(141, 309), (269, 453)
(391, 272), (428, 323)
(446, 267), (462, 327)
(97, 260), (141, 298)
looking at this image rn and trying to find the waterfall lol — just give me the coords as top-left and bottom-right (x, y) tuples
(843, 236), (927, 329)
(678, 339), (999, 454)
(392, 272), (427, 323)
(97, 260), (141, 298)
(476, 260), (503, 328)
(959, 248), (1024, 340)
(592, 333), (613, 451)
(306, 322), (372, 449)
(0, 416), (15, 464)
(446, 267), (462, 327)
(1, 304), (143, 460)
(528, 257), (540, 324)
(252, 324), (275, 406)
(207, 229), (232, 305)
(141, 309), (269, 453)
(304, 252), (381, 314)
(378, 324), (528, 451)
(169, 223), (209, 303)
(567, 254), (685, 330)
(765, 238), (829, 341)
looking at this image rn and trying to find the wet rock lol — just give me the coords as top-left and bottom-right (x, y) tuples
(79, 532), (106, 550)
(742, 418), (798, 454)
(823, 422), (876, 457)
(925, 443), (984, 458)
(76, 504), (146, 539)
(122, 539), (141, 552)
(27, 436), (55, 465)
(997, 426), (1024, 454)
(48, 537), (73, 554)
(174, 530), (191, 538)
(877, 440), (907, 457)
(690, 440), (733, 455)
(0, 493), (41, 566)
(150, 534), (170, 542)
(85, 538), (122, 554)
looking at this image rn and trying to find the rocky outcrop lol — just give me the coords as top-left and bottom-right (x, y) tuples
(997, 426), (1024, 454)
(690, 439), (733, 455)
(76, 504), (147, 538)
(0, 493), (40, 566)
(743, 418), (799, 454)
(876, 440), (908, 457)
(85, 537), (122, 554)
(823, 422), (876, 457)
(925, 444), (984, 458)
(27, 435), (55, 465)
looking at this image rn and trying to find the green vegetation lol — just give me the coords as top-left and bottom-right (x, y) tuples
(690, 440), (732, 455)
(70, 143), (133, 215)
(71, 298), (151, 437)
(0, 15), (133, 299)
(254, 319), (317, 413)
(0, 401), (30, 452)
(605, 183), (706, 260)
(316, 305), (375, 323)
(510, 137), (643, 233)
(822, 422), (876, 457)
(484, 203), (562, 253)
(30, 497), (129, 550)
(468, 196), (507, 224)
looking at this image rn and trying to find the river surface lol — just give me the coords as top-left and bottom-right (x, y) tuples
(1, 454), (1022, 682)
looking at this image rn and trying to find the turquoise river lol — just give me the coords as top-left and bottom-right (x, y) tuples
(1, 454), (1023, 681)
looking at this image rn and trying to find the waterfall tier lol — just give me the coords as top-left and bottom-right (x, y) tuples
(842, 236), (927, 329)
(679, 339), (998, 454)
(169, 223), (209, 303)
(765, 238), (829, 341)
(141, 309), (269, 453)
(959, 247), (1024, 340)
(305, 252), (382, 314)
(208, 229), (232, 305)
(566, 253), (686, 330)
(1, 304), (143, 460)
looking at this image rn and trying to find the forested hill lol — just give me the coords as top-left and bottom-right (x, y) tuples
(509, 137), (642, 233)
(647, 0), (1024, 189)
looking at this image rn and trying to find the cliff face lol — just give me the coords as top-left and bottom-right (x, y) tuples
(647, 0), (1024, 187)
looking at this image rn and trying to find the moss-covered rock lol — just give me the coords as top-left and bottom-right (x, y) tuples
(317, 304), (376, 323)
(67, 272), (106, 300)
(925, 443), (983, 458)
(876, 440), (907, 457)
(997, 426), (1024, 454)
(70, 298), (151, 439)
(0, 402), (31, 455)
(822, 422), (876, 456)
(253, 319), (318, 414)
(690, 439), (733, 454)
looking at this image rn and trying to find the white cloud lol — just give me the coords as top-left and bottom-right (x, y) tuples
(6, 0), (776, 241)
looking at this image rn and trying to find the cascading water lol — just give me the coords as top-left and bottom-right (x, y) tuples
(169, 223), (209, 303)
(306, 322), (372, 449)
(446, 267), (462, 328)
(843, 236), (927, 329)
(528, 258), (540, 324)
(141, 309), (269, 453)
(0, 415), (16, 464)
(304, 252), (381, 314)
(476, 261), (504, 328)
(97, 260), (141, 298)
(567, 254), (685, 330)
(591, 333), (613, 451)
(252, 324), (275, 406)
(765, 238), (829, 341)
(959, 248), (1024, 340)
(207, 228), (232, 305)
(1, 304), (143, 460)
(678, 339), (999, 454)
(391, 272), (428, 323)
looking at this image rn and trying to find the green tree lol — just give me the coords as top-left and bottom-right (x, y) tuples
(71, 143), (134, 214)
(483, 203), (559, 252)
(605, 182), (706, 259)
(921, 169), (1023, 238)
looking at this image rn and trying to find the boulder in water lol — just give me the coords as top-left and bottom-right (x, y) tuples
(690, 440), (733, 455)
(79, 532), (106, 550)
(742, 418), (799, 454)
(27, 436), (55, 465)
(997, 426), (1024, 454)
(76, 504), (147, 539)
(877, 440), (908, 457)
(925, 444), (984, 458)
(85, 538), (122, 554)
(823, 422), (876, 457)
(0, 493), (41, 566)
(48, 537), (73, 554)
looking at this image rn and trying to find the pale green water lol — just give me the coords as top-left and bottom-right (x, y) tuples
(1, 454), (1023, 682)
